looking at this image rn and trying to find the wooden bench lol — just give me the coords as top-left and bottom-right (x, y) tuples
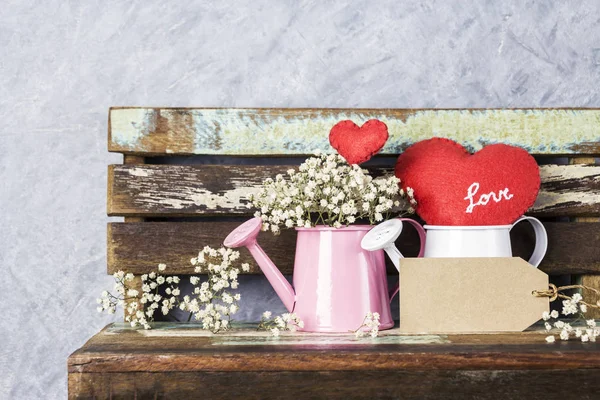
(69, 108), (600, 399)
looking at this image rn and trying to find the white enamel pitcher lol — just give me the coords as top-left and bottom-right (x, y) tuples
(423, 216), (548, 267)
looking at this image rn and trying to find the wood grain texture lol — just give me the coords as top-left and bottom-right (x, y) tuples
(68, 369), (600, 400)
(119, 155), (146, 223)
(108, 108), (600, 155)
(107, 163), (600, 217)
(571, 157), (600, 319)
(581, 275), (600, 319)
(107, 221), (309, 275)
(107, 221), (600, 275)
(69, 324), (600, 398)
(68, 323), (600, 374)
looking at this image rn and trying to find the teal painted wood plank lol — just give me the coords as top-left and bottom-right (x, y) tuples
(106, 323), (450, 345)
(108, 108), (600, 155)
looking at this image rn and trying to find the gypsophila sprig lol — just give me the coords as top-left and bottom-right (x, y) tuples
(352, 312), (381, 338)
(249, 152), (416, 233)
(258, 311), (304, 337)
(97, 247), (251, 333)
(542, 292), (599, 343)
(97, 264), (180, 329)
(182, 246), (250, 333)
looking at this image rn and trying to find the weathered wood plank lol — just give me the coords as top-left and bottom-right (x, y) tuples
(581, 275), (600, 319)
(571, 157), (600, 319)
(108, 108), (600, 155)
(107, 221), (300, 275)
(69, 369), (600, 400)
(68, 324), (600, 398)
(107, 163), (600, 217)
(119, 155), (147, 321)
(119, 155), (146, 223)
(107, 221), (600, 275)
(68, 323), (600, 374)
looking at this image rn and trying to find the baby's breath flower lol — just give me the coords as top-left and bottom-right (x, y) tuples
(540, 289), (600, 343)
(562, 299), (578, 315)
(353, 311), (381, 339)
(587, 319), (596, 328)
(97, 246), (250, 334)
(259, 312), (303, 336)
(582, 334), (590, 342)
(97, 264), (181, 330)
(545, 335), (556, 343)
(180, 247), (246, 333)
(250, 154), (414, 230)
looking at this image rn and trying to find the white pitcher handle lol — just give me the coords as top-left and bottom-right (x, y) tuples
(510, 216), (548, 268)
(395, 218), (427, 258)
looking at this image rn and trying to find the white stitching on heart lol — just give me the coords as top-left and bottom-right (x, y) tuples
(464, 182), (514, 214)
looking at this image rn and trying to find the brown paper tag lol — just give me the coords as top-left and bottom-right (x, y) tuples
(399, 257), (549, 333)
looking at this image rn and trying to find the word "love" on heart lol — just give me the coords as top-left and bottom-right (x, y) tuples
(464, 182), (514, 214)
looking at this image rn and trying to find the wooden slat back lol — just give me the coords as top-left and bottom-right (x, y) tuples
(107, 108), (600, 278)
(107, 163), (600, 218)
(109, 108), (600, 156)
(570, 156), (600, 319)
(107, 221), (600, 276)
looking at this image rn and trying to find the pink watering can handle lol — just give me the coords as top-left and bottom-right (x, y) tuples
(388, 218), (426, 302)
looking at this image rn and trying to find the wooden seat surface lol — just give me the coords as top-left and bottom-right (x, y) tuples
(69, 323), (600, 399)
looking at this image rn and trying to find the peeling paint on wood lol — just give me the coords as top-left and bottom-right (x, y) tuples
(69, 323), (600, 374)
(108, 163), (600, 217)
(533, 163), (600, 216)
(111, 108), (156, 147)
(129, 324), (449, 345)
(109, 108), (600, 155)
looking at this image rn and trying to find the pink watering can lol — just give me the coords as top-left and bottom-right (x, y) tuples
(224, 217), (425, 332)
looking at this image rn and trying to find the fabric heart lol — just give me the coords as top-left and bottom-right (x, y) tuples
(329, 120), (388, 164)
(395, 138), (540, 226)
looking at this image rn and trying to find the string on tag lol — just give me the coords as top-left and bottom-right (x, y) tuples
(532, 284), (600, 308)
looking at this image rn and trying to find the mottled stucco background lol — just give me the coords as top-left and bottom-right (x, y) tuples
(1, 1), (600, 398)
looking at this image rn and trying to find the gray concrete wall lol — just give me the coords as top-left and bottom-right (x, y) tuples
(1, 1), (599, 398)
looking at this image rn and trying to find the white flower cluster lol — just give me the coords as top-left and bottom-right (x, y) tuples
(258, 311), (304, 337)
(250, 152), (416, 232)
(353, 312), (381, 338)
(97, 271), (134, 314)
(543, 293), (599, 343)
(97, 264), (180, 329)
(97, 247), (251, 333)
(182, 246), (251, 333)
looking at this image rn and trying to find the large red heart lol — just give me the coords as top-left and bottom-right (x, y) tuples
(395, 138), (540, 226)
(329, 120), (388, 164)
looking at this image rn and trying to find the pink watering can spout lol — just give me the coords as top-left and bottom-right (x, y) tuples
(224, 217), (296, 312)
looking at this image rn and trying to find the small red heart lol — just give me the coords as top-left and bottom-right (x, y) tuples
(395, 138), (540, 226)
(329, 120), (388, 165)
